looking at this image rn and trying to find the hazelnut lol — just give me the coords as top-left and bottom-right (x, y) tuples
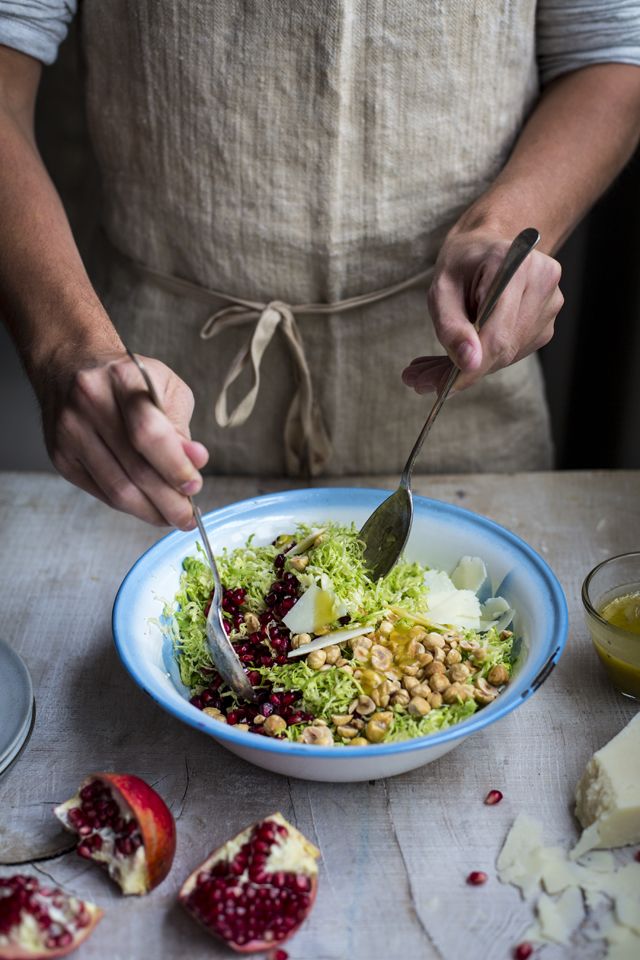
(487, 665), (509, 686)
(429, 674), (450, 694)
(307, 649), (327, 670)
(243, 612), (261, 633)
(448, 663), (471, 683)
(323, 645), (341, 665)
(264, 715), (287, 736)
(407, 696), (431, 717)
(298, 725), (334, 745)
(424, 661), (447, 678)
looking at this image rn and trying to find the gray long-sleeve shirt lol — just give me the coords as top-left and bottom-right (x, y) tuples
(1, 1), (640, 84)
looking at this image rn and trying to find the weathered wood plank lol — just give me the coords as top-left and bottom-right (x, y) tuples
(0, 471), (638, 959)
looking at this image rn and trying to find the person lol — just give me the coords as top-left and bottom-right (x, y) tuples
(1, 2), (639, 532)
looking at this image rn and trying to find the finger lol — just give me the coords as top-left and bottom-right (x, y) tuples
(109, 360), (204, 495)
(474, 260), (562, 378)
(52, 449), (119, 510)
(182, 439), (210, 470)
(402, 357), (452, 394)
(427, 271), (484, 374)
(71, 367), (198, 527)
(55, 407), (181, 526)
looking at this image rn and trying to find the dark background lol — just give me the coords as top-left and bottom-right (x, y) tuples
(2, 24), (639, 472)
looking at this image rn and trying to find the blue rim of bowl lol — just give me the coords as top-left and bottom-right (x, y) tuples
(113, 487), (568, 759)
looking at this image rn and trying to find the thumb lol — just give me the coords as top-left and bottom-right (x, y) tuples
(428, 274), (483, 374)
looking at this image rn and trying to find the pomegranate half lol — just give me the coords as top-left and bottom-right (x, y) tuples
(179, 812), (320, 952)
(0, 875), (102, 959)
(53, 774), (176, 896)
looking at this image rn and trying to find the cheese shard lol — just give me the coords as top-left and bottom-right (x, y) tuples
(282, 581), (347, 635)
(525, 886), (584, 945)
(496, 811), (546, 897)
(570, 713), (640, 859)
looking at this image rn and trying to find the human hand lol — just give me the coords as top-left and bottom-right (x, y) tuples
(40, 350), (209, 529)
(402, 227), (563, 396)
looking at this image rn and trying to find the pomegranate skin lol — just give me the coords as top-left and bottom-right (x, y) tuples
(53, 773), (176, 896)
(0, 876), (102, 959)
(179, 813), (320, 953)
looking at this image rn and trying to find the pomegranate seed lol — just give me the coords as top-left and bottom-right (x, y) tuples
(485, 790), (503, 805)
(467, 871), (488, 885)
(276, 655), (288, 664)
(227, 712), (238, 725)
(270, 693), (282, 706)
(514, 944), (533, 959)
(260, 703), (275, 717)
(281, 692), (297, 706)
(636, 850), (640, 862)
(274, 553), (286, 569)
(268, 950), (289, 960)
(223, 620), (232, 634)
(190, 696), (204, 710)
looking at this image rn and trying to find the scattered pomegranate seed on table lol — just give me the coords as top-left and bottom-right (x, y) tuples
(268, 950), (289, 960)
(485, 789), (503, 805)
(514, 942), (533, 959)
(467, 871), (488, 885)
(636, 850), (640, 862)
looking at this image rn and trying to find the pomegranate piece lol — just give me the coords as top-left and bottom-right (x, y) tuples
(514, 943), (533, 959)
(467, 871), (488, 885)
(179, 812), (320, 953)
(485, 790), (503, 805)
(53, 774), (176, 896)
(0, 875), (102, 959)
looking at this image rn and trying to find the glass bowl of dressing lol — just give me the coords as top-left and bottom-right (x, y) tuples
(582, 552), (640, 699)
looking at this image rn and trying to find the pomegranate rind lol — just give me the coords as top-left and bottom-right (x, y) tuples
(0, 880), (103, 960)
(179, 812), (319, 953)
(53, 773), (176, 896)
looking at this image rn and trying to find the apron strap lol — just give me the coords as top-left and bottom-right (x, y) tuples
(116, 251), (432, 476)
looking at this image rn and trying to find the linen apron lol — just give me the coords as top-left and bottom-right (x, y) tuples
(81, 0), (553, 477)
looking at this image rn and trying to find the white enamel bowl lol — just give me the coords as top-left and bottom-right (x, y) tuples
(113, 488), (567, 782)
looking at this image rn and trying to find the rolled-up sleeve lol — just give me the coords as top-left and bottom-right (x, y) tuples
(538, 0), (640, 85)
(0, 1), (76, 65)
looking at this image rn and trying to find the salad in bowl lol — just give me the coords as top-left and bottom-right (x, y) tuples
(113, 487), (566, 781)
(169, 521), (517, 747)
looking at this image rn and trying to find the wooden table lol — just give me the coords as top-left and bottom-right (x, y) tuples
(1, 470), (638, 960)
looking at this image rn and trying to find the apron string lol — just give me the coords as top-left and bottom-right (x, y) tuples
(114, 249), (432, 477)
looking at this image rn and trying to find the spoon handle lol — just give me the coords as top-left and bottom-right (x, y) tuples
(400, 227), (540, 488)
(124, 347), (257, 701)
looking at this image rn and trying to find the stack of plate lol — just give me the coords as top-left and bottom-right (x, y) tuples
(0, 637), (35, 782)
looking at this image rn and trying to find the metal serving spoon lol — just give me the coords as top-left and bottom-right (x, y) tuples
(125, 348), (257, 702)
(359, 227), (541, 580)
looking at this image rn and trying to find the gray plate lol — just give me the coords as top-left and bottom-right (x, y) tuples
(0, 638), (34, 768)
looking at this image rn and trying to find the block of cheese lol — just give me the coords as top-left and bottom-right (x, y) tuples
(570, 712), (640, 859)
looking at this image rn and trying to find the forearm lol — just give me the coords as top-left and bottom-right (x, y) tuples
(0, 45), (206, 528)
(0, 45), (120, 391)
(453, 62), (640, 254)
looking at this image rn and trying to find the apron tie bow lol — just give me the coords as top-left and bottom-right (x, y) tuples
(116, 249), (433, 477)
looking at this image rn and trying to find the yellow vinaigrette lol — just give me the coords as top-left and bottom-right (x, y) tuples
(600, 592), (640, 636)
